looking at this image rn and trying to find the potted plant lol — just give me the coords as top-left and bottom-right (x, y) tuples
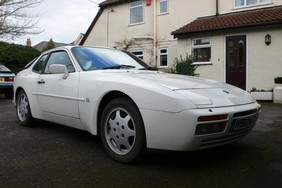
(250, 87), (273, 101)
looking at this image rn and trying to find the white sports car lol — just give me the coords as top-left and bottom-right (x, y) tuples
(13, 46), (261, 163)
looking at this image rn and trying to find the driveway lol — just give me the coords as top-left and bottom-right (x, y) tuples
(0, 97), (282, 188)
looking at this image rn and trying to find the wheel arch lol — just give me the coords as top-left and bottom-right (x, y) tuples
(15, 87), (25, 100)
(97, 90), (145, 136)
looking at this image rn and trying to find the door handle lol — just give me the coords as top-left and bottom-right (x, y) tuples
(37, 79), (45, 84)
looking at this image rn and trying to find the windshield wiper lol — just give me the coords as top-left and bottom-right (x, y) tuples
(103, 65), (136, 69)
(138, 66), (158, 71)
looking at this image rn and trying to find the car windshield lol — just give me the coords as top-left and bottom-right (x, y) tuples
(71, 47), (147, 71)
(0, 65), (12, 73)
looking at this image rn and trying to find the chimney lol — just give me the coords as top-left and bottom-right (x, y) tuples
(26, 38), (31, 46)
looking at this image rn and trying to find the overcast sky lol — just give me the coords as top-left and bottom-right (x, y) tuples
(13, 0), (104, 46)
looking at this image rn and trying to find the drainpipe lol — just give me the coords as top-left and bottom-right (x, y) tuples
(216, 0), (219, 16)
(153, 0), (157, 67)
(107, 8), (114, 47)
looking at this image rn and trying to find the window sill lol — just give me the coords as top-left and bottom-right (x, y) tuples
(158, 12), (169, 16)
(192, 62), (212, 65)
(128, 22), (144, 27)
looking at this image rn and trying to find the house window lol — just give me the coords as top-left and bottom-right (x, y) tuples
(159, 48), (168, 67)
(160, 0), (168, 14)
(192, 38), (211, 65)
(131, 50), (144, 60)
(129, 0), (144, 25)
(234, 0), (271, 7)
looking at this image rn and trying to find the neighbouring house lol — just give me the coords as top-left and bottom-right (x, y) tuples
(80, 0), (282, 91)
(32, 40), (68, 52)
(71, 33), (85, 45)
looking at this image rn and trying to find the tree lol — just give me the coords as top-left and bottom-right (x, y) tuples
(0, 41), (40, 73)
(0, 0), (42, 40)
(41, 38), (56, 52)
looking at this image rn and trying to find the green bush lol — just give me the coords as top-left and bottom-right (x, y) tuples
(174, 54), (198, 76)
(0, 41), (40, 73)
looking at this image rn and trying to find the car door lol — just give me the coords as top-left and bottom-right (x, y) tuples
(36, 50), (80, 119)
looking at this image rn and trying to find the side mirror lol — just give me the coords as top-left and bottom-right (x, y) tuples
(49, 64), (69, 79)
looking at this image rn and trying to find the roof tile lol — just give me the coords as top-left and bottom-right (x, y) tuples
(172, 6), (282, 37)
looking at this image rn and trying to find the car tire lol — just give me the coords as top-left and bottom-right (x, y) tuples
(100, 97), (146, 163)
(16, 90), (34, 127)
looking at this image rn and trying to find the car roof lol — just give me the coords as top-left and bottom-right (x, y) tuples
(42, 45), (116, 54)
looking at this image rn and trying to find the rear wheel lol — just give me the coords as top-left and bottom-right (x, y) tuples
(16, 90), (34, 126)
(100, 98), (146, 163)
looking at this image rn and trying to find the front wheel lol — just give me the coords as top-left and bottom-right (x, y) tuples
(100, 98), (146, 163)
(16, 90), (34, 126)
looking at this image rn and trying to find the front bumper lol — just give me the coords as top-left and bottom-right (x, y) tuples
(140, 102), (261, 151)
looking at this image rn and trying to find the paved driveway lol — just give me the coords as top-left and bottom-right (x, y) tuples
(0, 97), (282, 188)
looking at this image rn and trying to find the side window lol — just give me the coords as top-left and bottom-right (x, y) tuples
(32, 54), (48, 74)
(159, 48), (168, 67)
(44, 51), (75, 74)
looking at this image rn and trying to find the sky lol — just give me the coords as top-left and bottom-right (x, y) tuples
(12, 0), (104, 46)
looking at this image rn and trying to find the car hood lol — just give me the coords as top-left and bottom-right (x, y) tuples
(115, 71), (256, 108)
(122, 71), (224, 90)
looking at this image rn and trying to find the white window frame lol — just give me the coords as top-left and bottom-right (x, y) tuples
(192, 37), (212, 65)
(129, 0), (144, 25)
(234, 0), (271, 8)
(159, 48), (168, 67)
(130, 50), (144, 60)
(159, 0), (169, 14)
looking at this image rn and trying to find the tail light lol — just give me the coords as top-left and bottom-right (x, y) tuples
(5, 77), (14, 82)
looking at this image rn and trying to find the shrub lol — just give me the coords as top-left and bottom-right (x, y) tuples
(0, 41), (40, 73)
(174, 54), (198, 76)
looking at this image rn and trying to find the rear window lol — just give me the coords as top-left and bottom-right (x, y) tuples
(0, 65), (12, 73)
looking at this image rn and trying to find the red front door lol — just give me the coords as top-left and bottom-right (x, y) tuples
(226, 35), (246, 90)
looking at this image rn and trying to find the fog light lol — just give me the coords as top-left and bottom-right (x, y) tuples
(195, 122), (227, 135)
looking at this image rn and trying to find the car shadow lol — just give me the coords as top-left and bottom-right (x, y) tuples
(21, 118), (264, 169)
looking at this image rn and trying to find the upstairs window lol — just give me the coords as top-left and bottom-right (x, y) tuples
(192, 38), (211, 65)
(235, 0), (271, 7)
(160, 0), (168, 14)
(129, 0), (144, 25)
